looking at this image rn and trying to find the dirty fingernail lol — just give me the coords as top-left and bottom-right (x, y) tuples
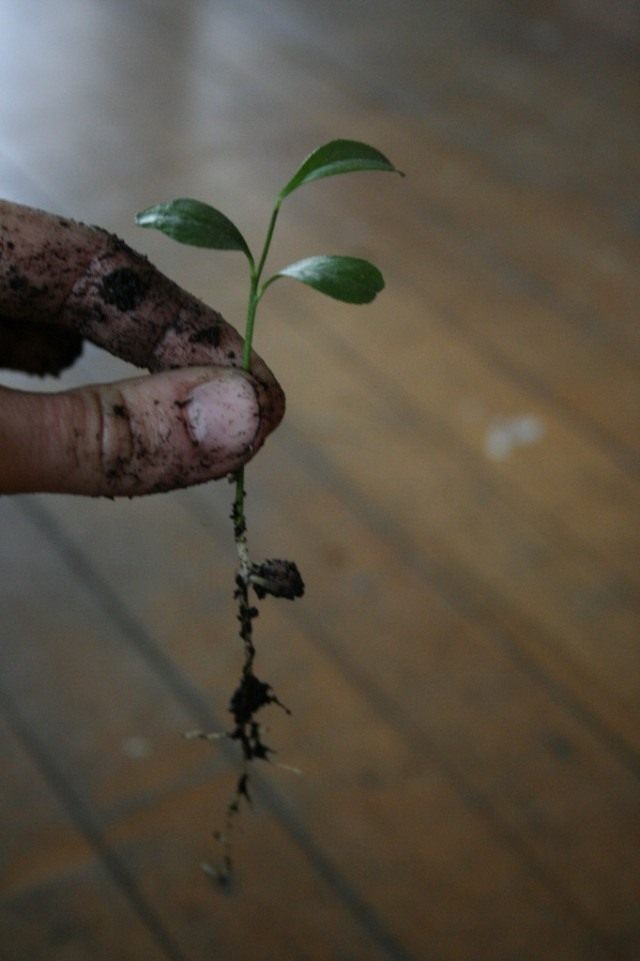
(185, 372), (260, 454)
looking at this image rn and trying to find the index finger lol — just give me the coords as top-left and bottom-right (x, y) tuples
(0, 199), (284, 421)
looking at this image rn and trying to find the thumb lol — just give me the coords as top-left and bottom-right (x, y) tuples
(0, 365), (282, 497)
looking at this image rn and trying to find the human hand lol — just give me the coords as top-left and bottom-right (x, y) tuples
(0, 200), (284, 496)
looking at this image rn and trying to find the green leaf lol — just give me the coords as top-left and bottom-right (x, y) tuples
(271, 255), (385, 304)
(135, 198), (251, 258)
(279, 139), (403, 200)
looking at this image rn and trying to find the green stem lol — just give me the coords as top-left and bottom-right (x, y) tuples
(234, 198), (282, 572)
(255, 200), (281, 284)
(242, 274), (259, 371)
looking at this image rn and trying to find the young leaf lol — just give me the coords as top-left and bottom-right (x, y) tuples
(270, 255), (384, 304)
(136, 198), (251, 259)
(279, 139), (403, 200)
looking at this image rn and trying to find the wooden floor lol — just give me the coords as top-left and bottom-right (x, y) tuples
(1, 1), (639, 958)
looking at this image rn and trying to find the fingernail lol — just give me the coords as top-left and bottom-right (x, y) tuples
(184, 372), (260, 455)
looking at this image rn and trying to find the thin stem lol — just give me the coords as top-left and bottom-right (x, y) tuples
(255, 201), (281, 283)
(241, 274), (260, 371)
(235, 197), (282, 560)
(231, 196), (286, 677)
(241, 201), (280, 371)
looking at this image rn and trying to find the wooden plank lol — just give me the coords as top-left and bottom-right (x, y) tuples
(1, 497), (411, 960)
(0, 714), (93, 898)
(0, 712), (179, 961)
(103, 779), (411, 961)
(101, 740), (616, 961)
(12, 493), (623, 960)
(206, 0), (640, 345)
(319, 153), (640, 462)
(243, 0), (640, 208)
(187, 437), (640, 947)
(1, 865), (175, 961)
(314, 289), (640, 587)
(30, 468), (640, 955)
(251, 289), (640, 745)
(0, 499), (215, 818)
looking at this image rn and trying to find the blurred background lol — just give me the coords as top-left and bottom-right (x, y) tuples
(1, 1), (639, 959)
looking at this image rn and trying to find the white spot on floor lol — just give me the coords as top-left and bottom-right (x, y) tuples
(484, 415), (545, 461)
(122, 736), (151, 759)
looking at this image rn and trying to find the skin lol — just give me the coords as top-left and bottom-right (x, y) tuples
(0, 200), (285, 496)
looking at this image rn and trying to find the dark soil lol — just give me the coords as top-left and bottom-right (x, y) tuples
(99, 267), (149, 312)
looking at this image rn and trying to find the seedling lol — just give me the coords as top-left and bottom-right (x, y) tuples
(136, 139), (403, 880)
